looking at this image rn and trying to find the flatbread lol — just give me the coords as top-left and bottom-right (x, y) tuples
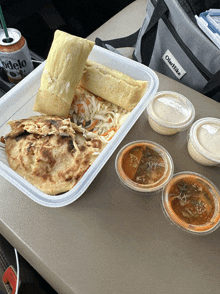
(5, 116), (105, 195)
(80, 59), (148, 111)
(33, 30), (94, 118)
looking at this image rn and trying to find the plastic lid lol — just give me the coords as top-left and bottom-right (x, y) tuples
(199, 9), (220, 34)
(147, 91), (195, 129)
(189, 117), (220, 163)
(195, 11), (220, 50)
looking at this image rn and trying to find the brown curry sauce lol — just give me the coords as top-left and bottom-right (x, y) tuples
(121, 145), (165, 185)
(168, 177), (216, 226)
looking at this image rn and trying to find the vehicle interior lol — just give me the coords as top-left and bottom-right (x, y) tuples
(0, 1), (220, 294)
(0, 1), (134, 293)
(1, 0), (134, 59)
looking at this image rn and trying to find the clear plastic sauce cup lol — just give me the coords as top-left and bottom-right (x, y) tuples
(162, 172), (220, 235)
(146, 91), (195, 135)
(115, 140), (174, 194)
(187, 117), (220, 166)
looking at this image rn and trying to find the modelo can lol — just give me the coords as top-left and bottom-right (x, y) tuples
(0, 28), (34, 83)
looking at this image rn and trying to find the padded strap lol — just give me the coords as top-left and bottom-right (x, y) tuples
(140, 0), (168, 65)
(95, 0), (168, 66)
(202, 70), (220, 102)
(95, 29), (139, 49)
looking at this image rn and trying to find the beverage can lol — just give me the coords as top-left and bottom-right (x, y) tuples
(0, 28), (34, 83)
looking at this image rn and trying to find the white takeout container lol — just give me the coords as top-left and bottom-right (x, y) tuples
(0, 45), (159, 207)
(187, 117), (220, 166)
(146, 91), (195, 135)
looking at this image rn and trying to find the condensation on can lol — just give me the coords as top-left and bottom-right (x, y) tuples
(0, 28), (34, 84)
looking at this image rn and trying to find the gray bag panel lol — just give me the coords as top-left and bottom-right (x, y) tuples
(149, 18), (208, 91)
(164, 0), (220, 74)
(134, 0), (220, 91)
(94, 0), (220, 100)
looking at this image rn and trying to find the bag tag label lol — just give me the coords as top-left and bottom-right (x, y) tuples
(162, 50), (186, 79)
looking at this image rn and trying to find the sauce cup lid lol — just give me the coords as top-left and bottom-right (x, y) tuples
(162, 171), (220, 235)
(189, 117), (220, 164)
(115, 140), (174, 193)
(147, 91), (195, 129)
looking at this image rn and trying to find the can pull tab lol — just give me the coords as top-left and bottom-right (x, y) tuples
(2, 266), (20, 294)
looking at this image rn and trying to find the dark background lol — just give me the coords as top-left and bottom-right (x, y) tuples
(1, 0), (134, 59)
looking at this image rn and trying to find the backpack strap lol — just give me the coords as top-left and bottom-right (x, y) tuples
(95, 29), (139, 50)
(139, 0), (168, 65)
(202, 70), (220, 102)
(95, 0), (169, 65)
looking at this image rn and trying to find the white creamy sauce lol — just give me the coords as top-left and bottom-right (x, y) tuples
(197, 123), (220, 156)
(153, 96), (190, 124)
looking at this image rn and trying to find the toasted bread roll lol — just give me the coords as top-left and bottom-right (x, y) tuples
(33, 30), (94, 118)
(80, 59), (148, 111)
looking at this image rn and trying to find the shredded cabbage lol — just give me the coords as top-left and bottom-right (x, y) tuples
(70, 86), (130, 141)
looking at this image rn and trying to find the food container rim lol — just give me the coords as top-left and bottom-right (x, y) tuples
(0, 45), (159, 207)
(147, 91), (195, 129)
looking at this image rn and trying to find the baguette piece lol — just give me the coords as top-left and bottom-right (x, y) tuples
(33, 30), (94, 118)
(80, 59), (148, 111)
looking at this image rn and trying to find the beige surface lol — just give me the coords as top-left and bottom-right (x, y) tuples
(1, 76), (220, 294)
(1, 1), (220, 294)
(87, 0), (147, 41)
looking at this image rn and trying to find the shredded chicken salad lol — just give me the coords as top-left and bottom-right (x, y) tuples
(69, 86), (130, 141)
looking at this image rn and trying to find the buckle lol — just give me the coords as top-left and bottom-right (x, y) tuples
(2, 266), (20, 294)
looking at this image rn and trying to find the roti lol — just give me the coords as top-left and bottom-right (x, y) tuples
(5, 116), (105, 195)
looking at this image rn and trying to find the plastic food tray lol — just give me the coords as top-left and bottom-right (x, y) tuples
(196, 9), (220, 49)
(0, 45), (159, 207)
